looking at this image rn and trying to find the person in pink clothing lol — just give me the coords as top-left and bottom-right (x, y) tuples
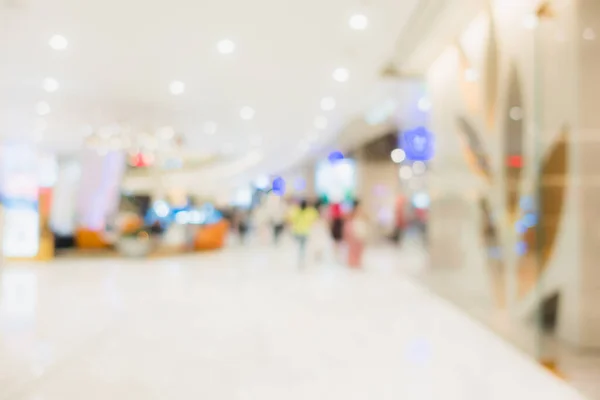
(393, 194), (408, 245)
(344, 200), (368, 268)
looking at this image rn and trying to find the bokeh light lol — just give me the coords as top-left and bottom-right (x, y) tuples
(328, 151), (344, 163)
(153, 200), (170, 218)
(272, 176), (286, 196)
(399, 165), (413, 180)
(391, 148), (406, 163)
(412, 161), (427, 175)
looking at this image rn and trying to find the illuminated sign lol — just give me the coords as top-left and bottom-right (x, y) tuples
(401, 127), (435, 161)
(272, 177), (286, 196)
(1, 145), (40, 258)
(328, 151), (344, 163)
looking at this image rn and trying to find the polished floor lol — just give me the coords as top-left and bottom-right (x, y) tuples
(0, 243), (586, 400)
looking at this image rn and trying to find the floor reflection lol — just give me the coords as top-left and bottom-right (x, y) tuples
(0, 268), (38, 326)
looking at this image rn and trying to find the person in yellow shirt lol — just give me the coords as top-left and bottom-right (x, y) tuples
(288, 199), (319, 267)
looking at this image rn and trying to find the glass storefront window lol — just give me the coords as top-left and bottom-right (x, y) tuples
(420, 1), (600, 394)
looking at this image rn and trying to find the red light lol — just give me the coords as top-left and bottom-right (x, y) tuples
(130, 153), (147, 167)
(507, 155), (522, 168)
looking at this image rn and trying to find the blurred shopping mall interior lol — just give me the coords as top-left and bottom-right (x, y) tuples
(0, 0), (599, 398)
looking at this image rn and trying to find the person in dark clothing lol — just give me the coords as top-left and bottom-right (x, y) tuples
(330, 202), (344, 243)
(150, 220), (164, 236)
(234, 209), (250, 244)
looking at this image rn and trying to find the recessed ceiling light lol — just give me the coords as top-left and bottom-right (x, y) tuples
(203, 121), (217, 135)
(412, 161), (427, 175)
(169, 81), (185, 95)
(391, 148), (406, 163)
(240, 106), (255, 120)
(314, 116), (328, 130)
(509, 106), (523, 121)
(35, 101), (51, 116)
(43, 77), (59, 93)
(349, 14), (369, 30)
(320, 97), (336, 111)
(217, 39), (236, 54)
(49, 34), (68, 50)
(332, 67), (350, 82)
(583, 28), (596, 41)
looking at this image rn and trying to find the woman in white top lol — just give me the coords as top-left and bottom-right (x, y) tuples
(264, 194), (287, 245)
(306, 202), (335, 265)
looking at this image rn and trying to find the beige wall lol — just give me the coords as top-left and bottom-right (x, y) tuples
(356, 158), (400, 238)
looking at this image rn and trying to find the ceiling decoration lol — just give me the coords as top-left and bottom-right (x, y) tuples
(456, 43), (481, 115)
(536, 1), (555, 19)
(484, 14), (499, 132)
(479, 196), (506, 308)
(518, 126), (569, 299)
(504, 64), (524, 221)
(457, 116), (492, 182)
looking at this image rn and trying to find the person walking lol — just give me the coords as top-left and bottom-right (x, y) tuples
(266, 194), (287, 245)
(329, 202), (345, 259)
(288, 199), (318, 267)
(306, 202), (334, 265)
(392, 194), (408, 245)
(344, 200), (369, 268)
(234, 209), (250, 245)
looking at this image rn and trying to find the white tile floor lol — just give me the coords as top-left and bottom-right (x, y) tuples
(0, 244), (587, 400)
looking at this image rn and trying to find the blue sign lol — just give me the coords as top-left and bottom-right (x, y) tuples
(401, 127), (434, 161)
(272, 177), (286, 196)
(328, 151), (344, 163)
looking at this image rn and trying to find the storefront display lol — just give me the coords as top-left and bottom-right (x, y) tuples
(0, 145), (40, 258)
(315, 158), (356, 203)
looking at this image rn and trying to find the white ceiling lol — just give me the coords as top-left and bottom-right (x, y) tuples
(0, 0), (421, 172)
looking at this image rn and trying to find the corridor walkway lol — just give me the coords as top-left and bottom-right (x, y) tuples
(0, 245), (585, 399)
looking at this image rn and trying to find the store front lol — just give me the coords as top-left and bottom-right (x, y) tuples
(418, 0), (600, 394)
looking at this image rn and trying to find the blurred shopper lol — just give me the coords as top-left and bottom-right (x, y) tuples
(414, 205), (428, 245)
(330, 202), (345, 256)
(307, 202), (334, 264)
(149, 220), (164, 237)
(392, 194), (408, 245)
(289, 199), (319, 267)
(233, 209), (250, 244)
(267, 195), (288, 245)
(344, 200), (369, 268)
